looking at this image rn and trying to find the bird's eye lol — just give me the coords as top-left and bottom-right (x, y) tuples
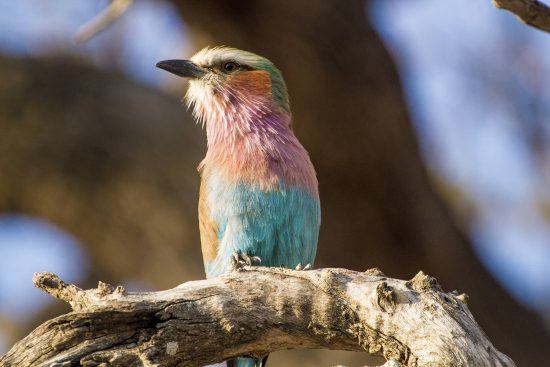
(223, 62), (238, 72)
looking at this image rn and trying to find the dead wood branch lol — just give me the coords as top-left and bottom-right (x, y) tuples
(74, 0), (134, 43)
(0, 268), (515, 367)
(493, 0), (550, 32)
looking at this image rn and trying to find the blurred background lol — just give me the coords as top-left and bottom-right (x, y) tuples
(0, 0), (549, 365)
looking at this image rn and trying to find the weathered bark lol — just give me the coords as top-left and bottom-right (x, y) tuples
(493, 0), (550, 32)
(0, 268), (515, 367)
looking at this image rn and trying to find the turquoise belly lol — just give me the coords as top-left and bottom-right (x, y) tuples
(204, 183), (320, 277)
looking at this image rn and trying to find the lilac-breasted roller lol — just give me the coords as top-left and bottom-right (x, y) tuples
(157, 47), (320, 367)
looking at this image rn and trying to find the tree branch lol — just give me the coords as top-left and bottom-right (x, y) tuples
(493, 0), (550, 32)
(74, 0), (134, 43)
(0, 268), (515, 367)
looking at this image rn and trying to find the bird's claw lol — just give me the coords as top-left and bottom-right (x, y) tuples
(231, 251), (261, 271)
(295, 263), (312, 271)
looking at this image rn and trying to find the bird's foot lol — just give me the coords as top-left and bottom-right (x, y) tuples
(231, 250), (261, 271)
(295, 263), (312, 271)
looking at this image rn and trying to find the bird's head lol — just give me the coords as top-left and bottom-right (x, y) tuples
(157, 46), (290, 127)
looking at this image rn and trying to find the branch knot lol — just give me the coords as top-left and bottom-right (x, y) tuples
(406, 271), (442, 293)
(376, 282), (396, 313)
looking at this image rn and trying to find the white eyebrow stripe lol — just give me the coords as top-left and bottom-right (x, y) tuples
(190, 46), (263, 68)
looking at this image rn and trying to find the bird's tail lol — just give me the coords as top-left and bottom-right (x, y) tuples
(228, 355), (268, 367)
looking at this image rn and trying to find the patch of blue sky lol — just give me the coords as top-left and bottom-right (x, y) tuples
(0, 0), (97, 53)
(370, 0), (550, 310)
(112, 0), (191, 85)
(0, 215), (89, 318)
(0, 0), (190, 86)
(473, 211), (550, 309)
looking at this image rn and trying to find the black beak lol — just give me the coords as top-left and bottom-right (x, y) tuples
(156, 59), (206, 78)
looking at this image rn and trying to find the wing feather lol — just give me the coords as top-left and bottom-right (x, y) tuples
(198, 178), (219, 274)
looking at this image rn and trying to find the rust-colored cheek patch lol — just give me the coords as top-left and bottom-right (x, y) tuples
(227, 70), (272, 97)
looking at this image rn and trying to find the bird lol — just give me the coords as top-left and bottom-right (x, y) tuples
(157, 47), (320, 367)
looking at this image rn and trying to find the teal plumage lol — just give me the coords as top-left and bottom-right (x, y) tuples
(203, 178), (319, 277)
(157, 47), (320, 367)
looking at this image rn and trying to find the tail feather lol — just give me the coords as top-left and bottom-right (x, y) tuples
(227, 355), (268, 367)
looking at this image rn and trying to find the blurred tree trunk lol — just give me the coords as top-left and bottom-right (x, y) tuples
(0, 56), (206, 287)
(173, 0), (549, 365)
